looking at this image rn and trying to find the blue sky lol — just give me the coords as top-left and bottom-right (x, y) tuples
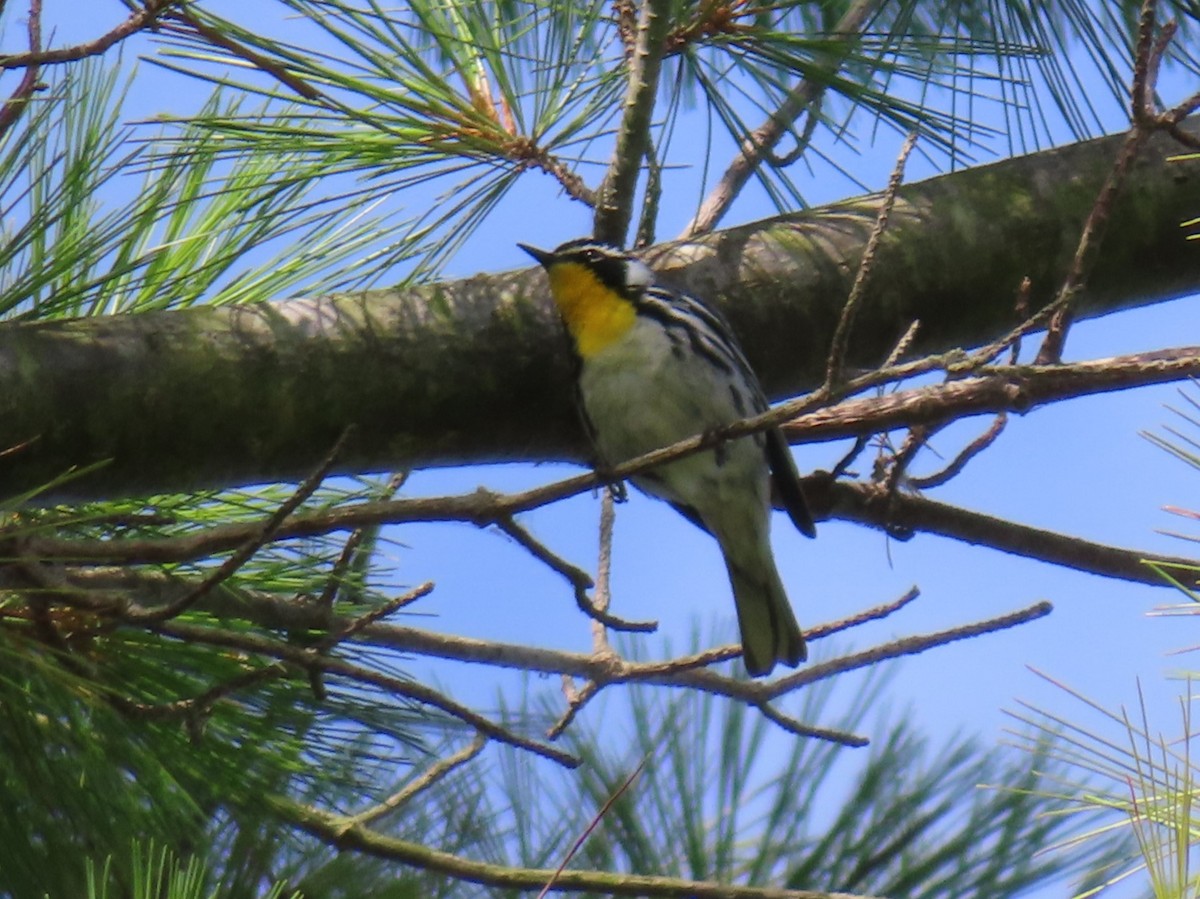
(11, 3), (1200, 895)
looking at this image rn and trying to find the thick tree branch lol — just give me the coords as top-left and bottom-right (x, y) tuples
(816, 480), (1182, 585)
(2, 125), (1199, 501)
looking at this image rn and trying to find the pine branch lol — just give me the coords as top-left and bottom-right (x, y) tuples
(593, 0), (673, 246)
(278, 796), (883, 899)
(681, 0), (880, 237)
(0, 0), (178, 69)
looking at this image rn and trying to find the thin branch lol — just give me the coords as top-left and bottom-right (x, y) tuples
(593, 0), (673, 246)
(547, 489), (620, 739)
(755, 703), (868, 746)
(592, 487), (618, 650)
(806, 586), (921, 639)
(318, 581), (434, 648)
(495, 515), (655, 632)
(1033, 126), (1148, 364)
(784, 346), (1200, 445)
(547, 678), (599, 741)
(681, 0), (879, 237)
(509, 139), (597, 206)
(0, 0), (43, 139)
(767, 600), (1054, 697)
(1130, 0), (1163, 120)
(150, 615), (579, 767)
(316, 471), (407, 610)
(110, 660), (288, 726)
(633, 139), (662, 248)
(908, 413), (1007, 489)
(127, 428), (351, 623)
(824, 131), (917, 389)
(880, 421), (941, 497)
(278, 795), (882, 899)
(1034, 0), (1180, 364)
(340, 733), (488, 830)
(0, 0), (175, 69)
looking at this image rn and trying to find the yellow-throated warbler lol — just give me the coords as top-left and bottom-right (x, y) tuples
(519, 238), (815, 676)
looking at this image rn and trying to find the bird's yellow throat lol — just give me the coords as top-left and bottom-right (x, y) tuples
(546, 261), (636, 358)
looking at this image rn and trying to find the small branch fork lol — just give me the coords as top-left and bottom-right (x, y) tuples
(800, 0), (1200, 521)
(0, 0), (177, 70)
(0, 0), (43, 140)
(1033, 0), (1200, 365)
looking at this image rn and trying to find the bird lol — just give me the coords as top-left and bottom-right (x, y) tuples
(518, 238), (816, 676)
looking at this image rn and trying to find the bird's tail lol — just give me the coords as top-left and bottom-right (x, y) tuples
(725, 542), (805, 677)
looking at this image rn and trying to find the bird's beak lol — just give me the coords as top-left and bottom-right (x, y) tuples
(517, 243), (554, 267)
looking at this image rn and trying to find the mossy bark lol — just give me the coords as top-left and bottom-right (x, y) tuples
(2, 125), (1197, 501)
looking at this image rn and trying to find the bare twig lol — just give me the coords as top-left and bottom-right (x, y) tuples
(0, 0), (43, 140)
(316, 471), (408, 610)
(507, 137), (597, 206)
(111, 660), (288, 726)
(785, 346), (1200, 446)
(880, 421), (941, 498)
(823, 480), (1187, 586)
(0, 0), (174, 69)
(1009, 278), (1031, 364)
(547, 679), (599, 740)
(633, 139), (662, 248)
(824, 131), (918, 389)
(805, 586), (921, 640)
(755, 703), (869, 746)
(340, 733), (488, 830)
(1034, 0), (1188, 364)
(591, 488), (618, 651)
(909, 413), (1008, 489)
(767, 601), (1054, 697)
(829, 435), (869, 480)
(883, 320), (922, 369)
(318, 581), (434, 648)
(495, 515), (655, 632)
(1033, 126), (1147, 364)
(547, 489), (620, 739)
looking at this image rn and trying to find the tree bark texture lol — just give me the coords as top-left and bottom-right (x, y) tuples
(2, 126), (1198, 501)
